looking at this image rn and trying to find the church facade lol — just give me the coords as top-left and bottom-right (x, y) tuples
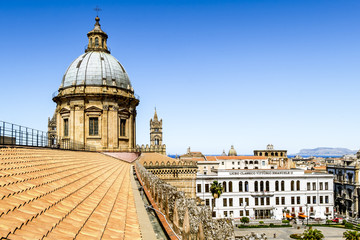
(51, 17), (139, 151)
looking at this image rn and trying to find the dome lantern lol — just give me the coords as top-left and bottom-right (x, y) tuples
(86, 16), (110, 53)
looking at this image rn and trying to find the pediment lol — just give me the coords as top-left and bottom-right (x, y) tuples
(118, 108), (130, 118)
(85, 106), (103, 112)
(59, 108), (70, 114)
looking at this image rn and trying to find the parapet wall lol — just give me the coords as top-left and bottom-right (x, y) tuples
(135, 161), (234, 240)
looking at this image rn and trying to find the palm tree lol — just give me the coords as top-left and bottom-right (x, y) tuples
(302, 228), (324, 240)
(210, 181), (223, 217)
(343, 230), (360, 240)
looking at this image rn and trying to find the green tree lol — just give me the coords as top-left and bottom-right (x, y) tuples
(302, 228), (324, 240)
(210, 181), (223, 216)
(240, 217), (249, 224)
(343, 230), (360, 240)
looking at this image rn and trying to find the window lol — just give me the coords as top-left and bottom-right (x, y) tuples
(261, 198), (264, 206)
(90, 38), (93, 47)
(89, 117), (99, 136)
(63, 119), (69, 137)
(275, 181), (279, 191)
(246, 210), (249, 216)
(229, 211), (233, 217)
(212, 211), (216, 217)
(240, 210), (244, 216)
(239, 181), (243, 192)
(281, 181), (285, 191)
(205, 184), (209, 192)
(224, 211), (228, 217)
(197, 184), (201, 193)
(292, 207), (295, 213)
(222, 162), (224, 165)
(312, 182), (316, 190)
(320, 182), (323, 190)
(326, 207), (329, 213)
(307, 196), (311, 204)
(120, 119), (126, 136)
(266, 181), (270, 191)
(254, 181), (258, 192)
(276, 197), (279, 205)
(260, 181), (264, 191)
(325, 196), (329, 203)
(310, 207), (314, 212)
(229, 181), (233, 192)
(206, 199), (210, 206)
(325, 182), (329, 190)
(245, 181), (249, 192)
(239, 198), (243, 206)
(232, 161), (234, 165)
(299, 207), (303, 212)
(238, 161), (240, 165)
(101, 39), (104, 48)
(291, 197), (295, 204)
(245, 198), (249, 206)
(297, 196), (300, 204)
(307, 183), (311, 191)
(229, 198), (233, 207)
(297, 180), (300, 191)
(320, 196), (323, 204)
(266, 197), (270, 205)
(223, 181), (227, 192)
(281, 197), (285, 205)
(223, 198), (227, 207)
(255, 198), (259, 206)
(313, 196), (316, 204)
(291, 181), (295, 191)
(95, 37), (99, 47)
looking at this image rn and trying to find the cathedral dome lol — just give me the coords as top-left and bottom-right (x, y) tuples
(228, 145), (237, 156)
(60, 52), (132, 89)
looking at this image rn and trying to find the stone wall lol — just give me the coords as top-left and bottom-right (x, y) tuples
(135, 161), (234, 240)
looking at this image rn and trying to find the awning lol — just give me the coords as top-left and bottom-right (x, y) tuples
(299, 214), (308, 218)
(286, 214), (293, 218)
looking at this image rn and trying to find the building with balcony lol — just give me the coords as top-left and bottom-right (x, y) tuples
(327, 151), (360, 218)
(196, 169), (334, 221)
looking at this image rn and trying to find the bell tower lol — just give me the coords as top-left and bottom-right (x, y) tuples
(150, 108), (163, 146)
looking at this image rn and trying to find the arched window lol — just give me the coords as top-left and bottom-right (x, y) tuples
(281, 181), (285, 191)
(291, 180), (295, 191)
(245, 181), (249, 192)
(223, 181), (227, 192)
(102, 39), (104, 47)
(297, 180), (300, 191)
(254, 161), (259, 164)
(266, 181), (270, 191)
(260, 181), (264, 191)
(90, 38), (93, 47)
(275, 181), (279, 191)
(265, 152), (268, 156)
(245, 161), (248, 164)
(239, 181), (243, 192)
(95, 37), (99, 47)
(254, 181), (258, 192)
(155, 139), (159, 145)
(228, 181), (233, 192)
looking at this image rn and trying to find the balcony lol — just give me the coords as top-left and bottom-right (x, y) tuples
(250, 191), (274, 197)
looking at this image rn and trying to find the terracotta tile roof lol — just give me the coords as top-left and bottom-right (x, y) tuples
(103, 152), (140, 163)
(205, 156), (267, 160)
(140, 152), (176, 163)
(0, 147), (141, 239)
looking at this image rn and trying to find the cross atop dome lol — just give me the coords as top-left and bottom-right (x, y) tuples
(85, 16), (110, 53)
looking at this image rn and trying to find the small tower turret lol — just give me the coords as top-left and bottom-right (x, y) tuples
(85, 16), (110, 53)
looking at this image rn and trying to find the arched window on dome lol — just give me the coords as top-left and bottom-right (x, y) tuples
(90, 38), (93, 47)
(95, 37), (99, 47)
(102, 39), (104, 48)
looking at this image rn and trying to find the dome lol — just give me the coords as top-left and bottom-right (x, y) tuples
(228, 145), (237, 156)
(60, 51), (132, 89)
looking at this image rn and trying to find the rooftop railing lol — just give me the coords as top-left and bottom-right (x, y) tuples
(0, 120), (95, 151)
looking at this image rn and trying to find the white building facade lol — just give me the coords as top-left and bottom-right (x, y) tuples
(196, 169), (334, 221)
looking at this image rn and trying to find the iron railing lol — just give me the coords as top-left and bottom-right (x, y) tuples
(0, 121), (96, 151)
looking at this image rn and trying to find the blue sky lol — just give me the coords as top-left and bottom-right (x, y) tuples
(1, 0), (359, 155)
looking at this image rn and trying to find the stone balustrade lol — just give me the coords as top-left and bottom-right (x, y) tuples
(135, 161), (234, 240)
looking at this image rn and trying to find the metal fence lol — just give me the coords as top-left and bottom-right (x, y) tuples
(0, 121), (95, 151)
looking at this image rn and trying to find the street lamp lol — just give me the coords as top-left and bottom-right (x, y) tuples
(305, 203), (309, 225)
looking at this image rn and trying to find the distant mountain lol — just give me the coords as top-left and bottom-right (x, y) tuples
(297, 147), (357, 156)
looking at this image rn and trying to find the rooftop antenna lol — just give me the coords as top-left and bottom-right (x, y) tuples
(94, 6), (102, 17)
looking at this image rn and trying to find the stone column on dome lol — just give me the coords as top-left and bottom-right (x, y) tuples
(101, 105), (109, 150)
(69, 105), (75, 142)
(129, 108), (134, 151)
(108, 106), (118, 150)
(74, 104), (85, 148)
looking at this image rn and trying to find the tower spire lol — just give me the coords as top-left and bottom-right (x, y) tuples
(154, 107), (158, 121)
